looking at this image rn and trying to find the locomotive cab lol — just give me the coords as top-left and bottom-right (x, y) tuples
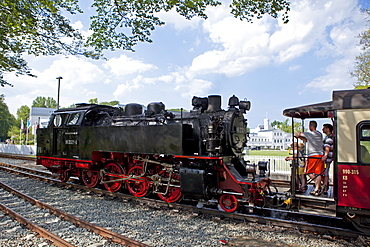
(37, 104), (121, 160)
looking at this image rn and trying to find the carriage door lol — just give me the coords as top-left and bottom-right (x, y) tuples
(336, 111), (370, 209)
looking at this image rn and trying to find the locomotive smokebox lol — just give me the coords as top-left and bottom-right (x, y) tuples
(206, 95), (222, 112)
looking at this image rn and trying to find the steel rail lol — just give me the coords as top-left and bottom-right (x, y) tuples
(0, 162), (55, 177)
(0, 203), (75, 247)
(0, 181), (150, 247)
(0, 153), (36, 161)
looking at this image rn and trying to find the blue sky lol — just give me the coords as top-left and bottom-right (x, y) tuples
(2, 0), (370, 129)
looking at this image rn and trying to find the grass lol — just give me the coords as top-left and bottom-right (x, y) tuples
(247, 150), (290, 156)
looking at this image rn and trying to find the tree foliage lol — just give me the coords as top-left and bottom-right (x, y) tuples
(16, 105), (30, 130)
(0, 0), (98, 87)
(0, 96), (16, 141)
(88, 0), (289, 52)
(88, 98), (99, 104)
(1, 0), (290, 86)
(89, 98), (119, 106)
(32, 96), (58, 108)
(271, 119), (304, 134)
(100, 100), (119, 106)
(352, 9), (370, 89)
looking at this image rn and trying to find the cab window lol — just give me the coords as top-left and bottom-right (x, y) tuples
(66, 112), (82, 126)
(357, 121), (370, 164)
(50, 114), (68, 127)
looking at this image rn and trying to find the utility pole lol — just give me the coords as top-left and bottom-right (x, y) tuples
(56, 76), (63, 109)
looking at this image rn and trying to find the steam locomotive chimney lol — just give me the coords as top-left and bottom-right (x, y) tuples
(206, 95), (222, 112)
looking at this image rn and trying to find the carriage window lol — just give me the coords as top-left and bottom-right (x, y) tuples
(67, 113), (81, 126)
(362, 128), (370, 138)
(358, 122), (370, 164)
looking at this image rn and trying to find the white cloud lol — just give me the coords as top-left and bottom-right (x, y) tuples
(114, 0), (366, 99)
(184, 0), (366, 90)
(157, 9), (203, 30)
(289, 65), (301, 71)
(3, 55), (106, 114)
(71, 20), (83, 30)
(174, 78), (213, 98)
(305, 58), (356, 91)
(113, 76), (144, 97)
(103, 55), (157, 76)
(113, 70), (213, 99)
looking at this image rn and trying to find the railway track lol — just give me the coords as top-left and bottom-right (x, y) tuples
(0, 180), (150, 246)
(0, 155), (364, 241)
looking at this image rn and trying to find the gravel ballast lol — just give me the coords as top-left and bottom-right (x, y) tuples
(0, 158), (368, 247)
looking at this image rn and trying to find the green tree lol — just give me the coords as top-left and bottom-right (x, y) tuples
(88, 0), (289, 53)
(100, 100), (119, 106)
(352, 9), (370, 89)
(0, 96), (16, 141)
(32, 96), (58, 108)
(167, 108), (188, 112)
(16, 105), (30, 130)
(0, 0), (95, 87)
(88, 98), (120, 106)
(1, 0), (290, 87)
(271, 119), (304, 133)
(7, 125), (20, 143)
(88, 98), (99, 104)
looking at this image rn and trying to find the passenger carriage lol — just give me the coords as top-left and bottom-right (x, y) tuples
(283, 88), (370, 233)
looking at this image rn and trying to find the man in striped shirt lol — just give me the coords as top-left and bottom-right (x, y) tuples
(321, 123), (334, 195)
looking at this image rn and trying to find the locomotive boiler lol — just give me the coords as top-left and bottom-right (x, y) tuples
(37, 95), (276, 212)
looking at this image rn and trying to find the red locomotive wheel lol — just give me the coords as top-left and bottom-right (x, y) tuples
(219, 194), (238, 213)
(126, 166), (149, 197)
(59, 170), (70, 183)
(103, 163), (125, 192)
(157, 170), (182, 203)
(81, 169), (100, 188)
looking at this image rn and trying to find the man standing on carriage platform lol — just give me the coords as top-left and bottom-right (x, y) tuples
(295, 121), (325, 196)
(321, 123), (334, 195)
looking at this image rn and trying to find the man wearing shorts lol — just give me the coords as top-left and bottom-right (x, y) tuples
(295, 121), (324, 196)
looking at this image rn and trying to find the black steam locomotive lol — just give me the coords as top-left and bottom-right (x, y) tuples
(37, 95), (276, 212)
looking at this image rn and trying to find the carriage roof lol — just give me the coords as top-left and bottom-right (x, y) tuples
(283, 88), (370, 119)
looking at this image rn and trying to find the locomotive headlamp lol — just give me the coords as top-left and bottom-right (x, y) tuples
(258, 161), (268, 177)
(192, 96), (208, 111)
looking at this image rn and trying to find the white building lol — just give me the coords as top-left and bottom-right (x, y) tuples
(248, 118), (291, 150)
(29, 107), (56, 135)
